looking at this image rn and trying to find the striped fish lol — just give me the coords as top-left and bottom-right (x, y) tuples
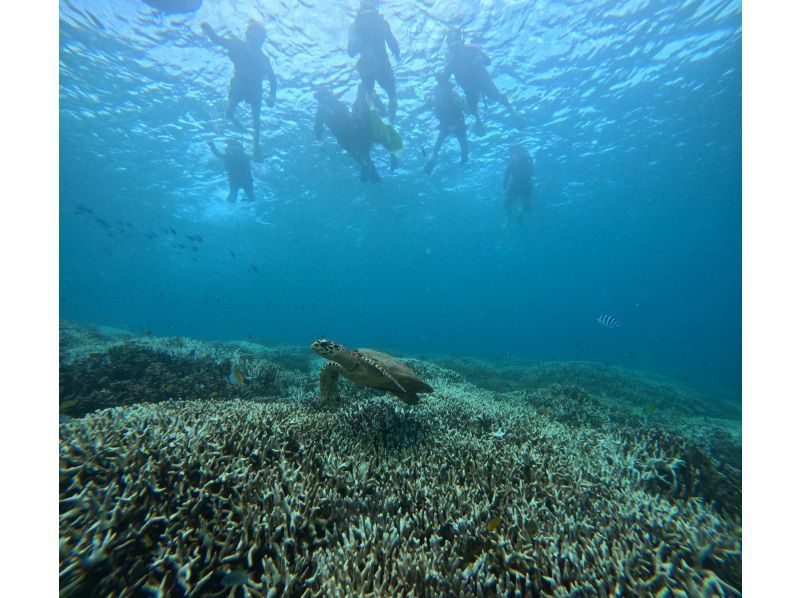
(597, 314), (622, 328)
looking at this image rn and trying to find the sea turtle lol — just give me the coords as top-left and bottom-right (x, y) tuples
(310, 338), (433, 405)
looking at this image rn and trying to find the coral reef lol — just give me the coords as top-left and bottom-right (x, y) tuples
(59, 322), (741, 595)
(433, 356), (741, 420)
(59, 323), (313, 416)
(60, 402), (741, 595)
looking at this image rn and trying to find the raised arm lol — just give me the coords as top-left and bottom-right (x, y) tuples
(201, 22), (234, 51)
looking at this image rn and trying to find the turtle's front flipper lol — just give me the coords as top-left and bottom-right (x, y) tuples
(319, 362), (343, 405)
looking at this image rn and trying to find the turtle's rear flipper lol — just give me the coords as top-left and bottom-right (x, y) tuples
(396, 392), (420, 406)
(319, 362), (342, 405)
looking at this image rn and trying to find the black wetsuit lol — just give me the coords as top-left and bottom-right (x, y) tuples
(315, 94), (378, 183)
(203, 23), (277, 156)
(223, 39), (276, 108)
(210, 143), (254, 202)
(504, 150), (533, 215)
(348, 9), (400, 120)
(444, 42), (509, 116)
(425, 78), (468, 173)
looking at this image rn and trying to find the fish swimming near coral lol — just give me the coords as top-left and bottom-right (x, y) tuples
(486, 516), (502, 533)
(228, 370), (246, 386)
(597, 314), (622, 328)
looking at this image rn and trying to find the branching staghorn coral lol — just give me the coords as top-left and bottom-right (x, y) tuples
(60, 393), (740, 596)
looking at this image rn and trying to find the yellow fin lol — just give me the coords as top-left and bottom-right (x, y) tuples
(486, 516), (501, 533)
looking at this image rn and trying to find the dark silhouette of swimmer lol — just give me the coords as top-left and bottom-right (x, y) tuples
(208, 140), (255, 202)
(201, 21), (277, 160)
(314, 89), (380, 183)
(443, 28), (519, 135)
(503, 145), (534, 224)
(424, 70), (468, 174)
(348, 0), (400, 123)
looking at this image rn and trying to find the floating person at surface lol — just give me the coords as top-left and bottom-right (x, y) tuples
(348, 0), (401, 123)
(443, 28), (520, 135)
(424, 70), (468, 174)
(503, 144), (533, 225)
(352, 82), (403, 173)
(314, 88), (380, 183)
(207, 139), (255, 202)
(201, 20), (277, 160)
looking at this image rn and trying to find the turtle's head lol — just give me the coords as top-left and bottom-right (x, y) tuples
(311, 338), (344, 359)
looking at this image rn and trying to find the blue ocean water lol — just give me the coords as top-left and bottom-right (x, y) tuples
(59, 0), (741, 400)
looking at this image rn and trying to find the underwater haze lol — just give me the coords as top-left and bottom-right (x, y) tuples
(59, 0), (742, 400)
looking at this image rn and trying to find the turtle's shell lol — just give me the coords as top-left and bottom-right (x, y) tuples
(346, 348), (433, 393)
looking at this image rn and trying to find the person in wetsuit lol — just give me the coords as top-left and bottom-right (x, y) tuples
(424, 70), (468, 174)
(348, 0), (401, 123)
(201, 20), (277, 160)
(351, 82), (401, 173)
(208, 139), (255, 202)
(503, 145), (534, 224)
(443, 28), (519, 135)
(314, 88), (380, 183)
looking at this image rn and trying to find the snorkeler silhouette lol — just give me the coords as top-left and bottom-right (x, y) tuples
(201, 20), (277, 161)
(503, 145), (534, 225)
(424, 70), (468, 174)
(208, 140), (256, 202)
(314, 88), (380, 183)
(443, 28), (521, 135)
(348, 0), (401, 123)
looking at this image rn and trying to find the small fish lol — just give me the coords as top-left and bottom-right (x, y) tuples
(643, 402), (658, 415)
(597, 314), (622, 329)
(486, 516), (501, 533)
(228, 370), (246, 386)
(169, 228), (177, 235)
(249, 264), (261, 274)
(142, 330), (152, 337)
(228, 249), (236, 259)
(220, 569), (250, 587)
